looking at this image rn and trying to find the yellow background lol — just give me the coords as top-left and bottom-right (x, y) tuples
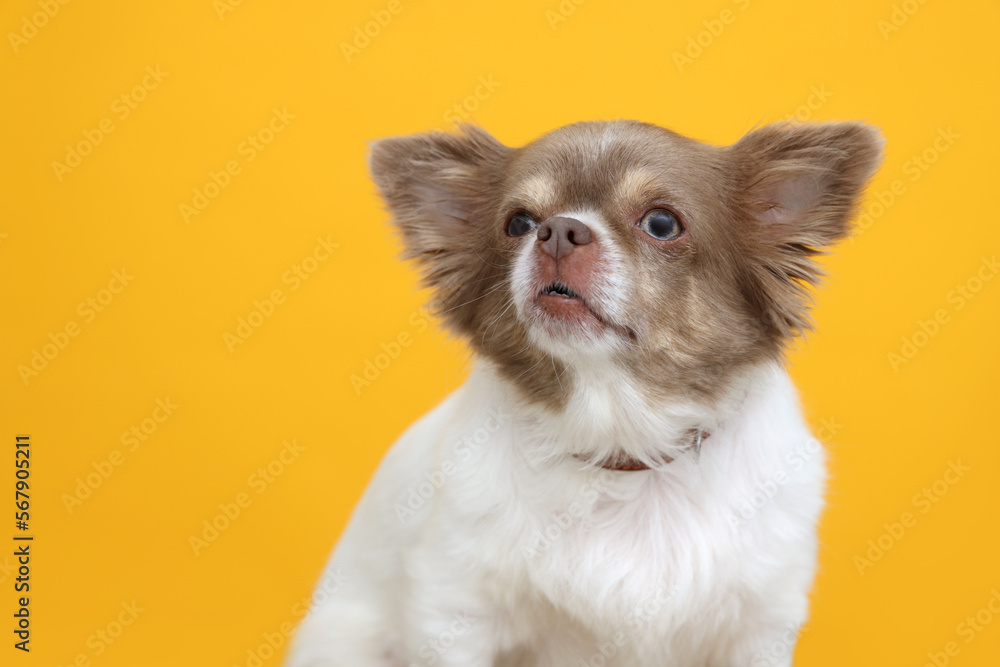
(2, 0), (998, 665)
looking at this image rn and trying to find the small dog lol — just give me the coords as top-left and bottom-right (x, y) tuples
(287, 120), (882, 666)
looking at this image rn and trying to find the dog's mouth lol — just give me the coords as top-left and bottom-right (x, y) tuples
(532, 280), (638, 342)
(541, 281), (580, 299)
(534, 280), (611, 335)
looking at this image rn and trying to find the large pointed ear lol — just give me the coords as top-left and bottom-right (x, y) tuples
(729, 122), (884, 338)
(368, 125), (511, 303)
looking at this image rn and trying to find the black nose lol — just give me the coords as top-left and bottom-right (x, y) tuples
(537, 217), (593, 260)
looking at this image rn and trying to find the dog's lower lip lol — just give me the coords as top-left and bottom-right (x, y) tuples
(534, 290), (637, 340)
(535, 284), (605, 330)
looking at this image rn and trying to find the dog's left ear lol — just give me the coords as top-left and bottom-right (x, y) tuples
(729, 122), (884, 338)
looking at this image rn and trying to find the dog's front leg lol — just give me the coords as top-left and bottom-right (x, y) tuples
(404, 605), (497, 667)
(401, 541), (503, 667)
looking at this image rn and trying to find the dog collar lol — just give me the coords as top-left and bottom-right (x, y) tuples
(575, 430), (709, 471)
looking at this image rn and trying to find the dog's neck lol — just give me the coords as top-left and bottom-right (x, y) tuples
(470, 356), (761, 468)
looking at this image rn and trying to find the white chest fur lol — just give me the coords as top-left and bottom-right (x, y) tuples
(288, 361), (825, 666)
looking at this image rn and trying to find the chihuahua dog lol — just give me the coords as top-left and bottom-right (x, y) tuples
(287, 120), (882, 666)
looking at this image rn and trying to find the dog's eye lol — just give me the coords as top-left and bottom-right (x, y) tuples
(506, 212), (538, 237)
(639, 209), (683, 241)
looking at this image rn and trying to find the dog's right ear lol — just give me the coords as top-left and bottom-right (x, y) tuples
(368, 125), (511, 274)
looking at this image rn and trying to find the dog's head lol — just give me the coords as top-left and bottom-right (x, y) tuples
(369, 121), (882, 408)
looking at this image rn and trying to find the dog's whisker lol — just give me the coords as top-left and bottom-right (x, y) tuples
(549, 353), (563, 392)
(480, 294), (517, 348)
(441, 280), (508, 314)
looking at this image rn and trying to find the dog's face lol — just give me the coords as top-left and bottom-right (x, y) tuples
(370, 121), (881, 408)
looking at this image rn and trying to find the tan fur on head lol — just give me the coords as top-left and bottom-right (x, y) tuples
(369, 120), (883, 408)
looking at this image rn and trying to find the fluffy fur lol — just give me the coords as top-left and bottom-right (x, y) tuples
(286, 119), (882, 666)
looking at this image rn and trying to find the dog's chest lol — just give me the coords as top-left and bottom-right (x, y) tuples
(429, 363), (819, 654)
(452, 452), (744, 639)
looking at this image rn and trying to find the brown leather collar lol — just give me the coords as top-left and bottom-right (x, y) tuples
(574, 430), (709, 471)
